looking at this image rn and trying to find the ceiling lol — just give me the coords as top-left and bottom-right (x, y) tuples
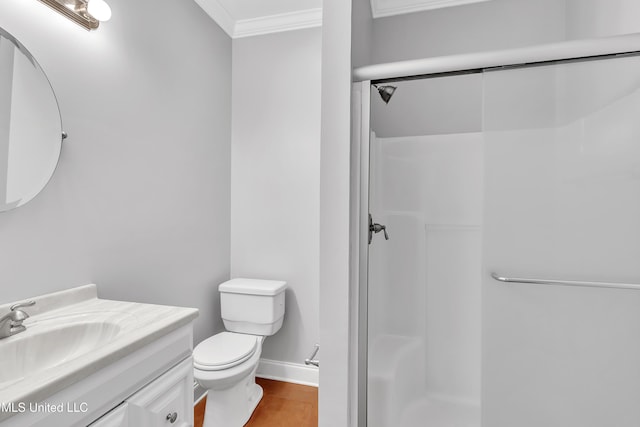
(372, 0), (491, 18)
(193, 0), (491, 38)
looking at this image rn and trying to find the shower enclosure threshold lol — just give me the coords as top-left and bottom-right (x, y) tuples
(400, 394), (480, 427)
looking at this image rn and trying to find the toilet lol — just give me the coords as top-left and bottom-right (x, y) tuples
(193, 278), (287, 427)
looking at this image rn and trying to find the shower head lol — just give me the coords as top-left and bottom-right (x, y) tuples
(373, 84), (397, 104)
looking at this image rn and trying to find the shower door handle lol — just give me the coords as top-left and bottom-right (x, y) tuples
(369, 214), (389, 244)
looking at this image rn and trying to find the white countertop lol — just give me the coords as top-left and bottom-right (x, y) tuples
(0, 284), (198, 421)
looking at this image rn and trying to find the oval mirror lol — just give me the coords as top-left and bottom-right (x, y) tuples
(0, 27), (63, 212)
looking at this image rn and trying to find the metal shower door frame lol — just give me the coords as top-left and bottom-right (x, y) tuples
(349, 80), (371, 427)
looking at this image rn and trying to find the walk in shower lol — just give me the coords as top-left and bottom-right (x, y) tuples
(354, 35), (640, 427)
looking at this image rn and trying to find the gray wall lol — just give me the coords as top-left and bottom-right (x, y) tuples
(370, 0), (640, 66)
(565, 0), (640, 39)
(0, 0), (231, 345)
(230, 28), (321, 364)
(371, 73), (483, 138)
(352, 0), (374, 69)
(371, 0), (566, 64)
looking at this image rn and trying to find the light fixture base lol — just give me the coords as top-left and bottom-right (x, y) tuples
(37, 0), (99, 30)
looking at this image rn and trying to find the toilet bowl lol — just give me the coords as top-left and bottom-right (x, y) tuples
(193, 278), (286, 427)
(194, 333), (265, 426)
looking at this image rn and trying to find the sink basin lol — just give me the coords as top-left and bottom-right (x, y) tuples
(0, 319), (122, 387)
(0, 284), (200, 425)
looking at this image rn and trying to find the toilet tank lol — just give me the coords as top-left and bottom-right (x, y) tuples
(219, 278), (287, 336)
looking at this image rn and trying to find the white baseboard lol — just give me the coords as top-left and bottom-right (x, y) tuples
(257, 358), (319, 387)
(194, 381), (206, 404)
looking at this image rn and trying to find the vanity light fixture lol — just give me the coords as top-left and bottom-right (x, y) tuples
(86, 0), (111, 21)
(37, 0), (112, 31)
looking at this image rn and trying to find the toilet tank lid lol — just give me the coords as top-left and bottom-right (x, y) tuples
(219, 278), (287, 296)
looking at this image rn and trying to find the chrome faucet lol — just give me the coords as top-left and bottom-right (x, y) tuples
(0, 301), (35, 339)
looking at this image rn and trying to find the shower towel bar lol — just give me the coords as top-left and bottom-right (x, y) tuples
(491, 272), (640, 291)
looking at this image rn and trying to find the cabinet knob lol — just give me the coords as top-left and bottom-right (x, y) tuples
(166, 412), (178, 423)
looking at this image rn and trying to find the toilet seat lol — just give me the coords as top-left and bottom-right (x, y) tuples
(194, 332), (259, 371)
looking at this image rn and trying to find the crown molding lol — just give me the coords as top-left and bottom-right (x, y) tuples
(235, 8), (322, 38)
(371, 0), (491, 19)
(193, 0), (235, 37)
(193, 0), (322, 38)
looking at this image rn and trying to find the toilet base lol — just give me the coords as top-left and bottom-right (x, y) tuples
(202, 372), (263, 427)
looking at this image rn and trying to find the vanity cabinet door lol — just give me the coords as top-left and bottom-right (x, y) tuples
(87, 403), (129, 426)
(127, 357), (194, 427)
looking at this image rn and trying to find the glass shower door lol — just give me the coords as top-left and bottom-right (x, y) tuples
(482, 54), (640, 427)
(366, 52), (640, 427)
(366, 73), (483, 427)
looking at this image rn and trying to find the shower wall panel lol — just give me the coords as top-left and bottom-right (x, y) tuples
(368, 131), (483, 426)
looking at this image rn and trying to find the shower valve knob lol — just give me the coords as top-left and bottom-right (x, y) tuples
(369, 214), (389, 243)
(373, 223), (389, 240)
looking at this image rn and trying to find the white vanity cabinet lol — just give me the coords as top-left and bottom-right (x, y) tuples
(89, 358), (193, 427)
(88, 403), (128, 426)
(0, 285), (198, 427)
(127, 357), (194, 427)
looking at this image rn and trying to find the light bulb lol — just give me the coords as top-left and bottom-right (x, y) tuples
(87, 0), (112, 21)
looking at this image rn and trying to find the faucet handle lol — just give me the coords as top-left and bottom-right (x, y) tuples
(10, 300), (35, 312)
(10, 301), (35, 321)
(8, 301), (34, 324)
